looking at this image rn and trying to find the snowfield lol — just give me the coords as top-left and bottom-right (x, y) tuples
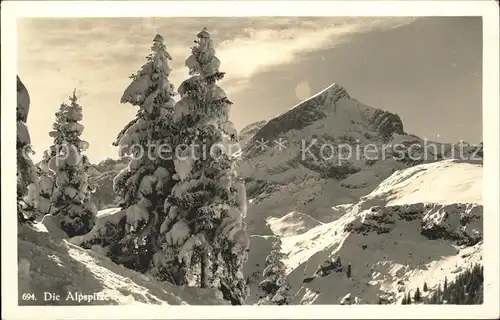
(261, 159), (482, 304)
(18, 224), (227, 305)
(364, 159), (482, 206)
(267, 212), (323, 237)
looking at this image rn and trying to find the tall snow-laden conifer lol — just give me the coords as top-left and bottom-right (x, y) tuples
(152, 27), (249, 305)
(112, 34), (177, 272)
(48, 90), (97, 237)
(17, 75), (38, 224)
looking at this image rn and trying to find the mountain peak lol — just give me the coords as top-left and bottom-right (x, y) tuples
(310, 82), (350, 104)
(247, 83), (351, 147)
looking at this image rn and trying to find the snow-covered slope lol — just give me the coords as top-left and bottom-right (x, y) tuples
(12, 159), (487, 307)
(18, 222), (227, 305)
(238, 83), (482, 235)
(361, 160), (482, 206)
(271, 159), (483, 304)
(267, 211), (322, 237)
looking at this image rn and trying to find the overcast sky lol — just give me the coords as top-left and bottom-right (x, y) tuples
(18, 16), (482, 163)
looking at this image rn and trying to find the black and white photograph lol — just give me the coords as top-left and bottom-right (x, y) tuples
(2, 1), (499, 319)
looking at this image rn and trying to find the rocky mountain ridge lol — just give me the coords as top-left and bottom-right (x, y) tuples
(237, 83), (482, 234)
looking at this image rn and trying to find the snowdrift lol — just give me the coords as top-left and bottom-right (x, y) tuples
(18, 223), (228, 305)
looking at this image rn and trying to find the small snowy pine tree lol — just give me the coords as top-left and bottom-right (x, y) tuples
(153, 28), (249, 304)
(48, 90), (97, 237)
(17, 75), (37, 223)
(258, 240), (292, 305)
(112, 34), (178, 273)
(23, 101), (74, 219)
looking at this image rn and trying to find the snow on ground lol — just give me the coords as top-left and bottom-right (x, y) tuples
(18, 223), (227, 305)
(96, 207), (123, 217)
(244, 175), (368, 235)
(267, 211), (322, 237)
(363, 159), (482, 206)
(238, 83), (481, 238)
(265, 159), (483, 304)
(68, 208), (126, 249)
(280, 208), (356, 273)
(238, 120), (267, 147)
(400, 242), (482, 302)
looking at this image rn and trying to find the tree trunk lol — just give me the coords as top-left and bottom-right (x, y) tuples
(200, 246), (209, 288)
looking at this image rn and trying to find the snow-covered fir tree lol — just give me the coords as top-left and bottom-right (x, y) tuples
(150, 27), (250, 305)
(258, 240), (292, 305)
(17, 75), (38, 224)
(47, 90), (97, 237)
(23, 101), (73, 219)
(111, 34), (178, 272)
(43, 100), (82, 167)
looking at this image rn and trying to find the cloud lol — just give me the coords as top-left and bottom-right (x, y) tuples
(19, 17), (417, 90)
(17, 17), (418, 162)
(212, 17), (417, 91)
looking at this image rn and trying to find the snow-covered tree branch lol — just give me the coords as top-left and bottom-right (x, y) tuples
(47, 90), (97, 237)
